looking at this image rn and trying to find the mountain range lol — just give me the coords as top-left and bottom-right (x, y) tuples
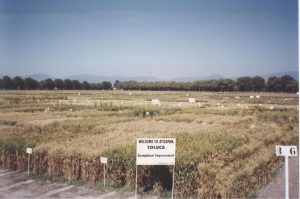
(0, 71), (298, 83)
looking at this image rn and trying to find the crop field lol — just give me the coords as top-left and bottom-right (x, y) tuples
(0, 90), (298, 198)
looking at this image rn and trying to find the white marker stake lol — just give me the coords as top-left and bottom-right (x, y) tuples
(172, 164), (175, 199)
(100, 157), (107, 189)
(275, 145), (298, 199)
(285, 156), (288, 199)
(26, 148), (32, 176)
(135, 164), (138, 199)
(104, 163), (106, 189)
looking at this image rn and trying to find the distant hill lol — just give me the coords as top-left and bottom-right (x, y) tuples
(174, 71), (299, 82)
(63, 74), (111, 83)
(172, 74), (225, 82)
(64, 74), (162, 83)
(23, 74), (52, 81)
(259, 71), (298, 80)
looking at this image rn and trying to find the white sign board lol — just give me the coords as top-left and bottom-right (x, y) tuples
(136, 138), (176, 165)
(275, 146), (297, 157)
(100, 157), (108, 164)
(151, 99), (161, 106)
(26, 148), (32, 154)
(188, 98), (196, 103)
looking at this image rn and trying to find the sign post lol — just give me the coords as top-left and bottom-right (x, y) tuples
(26, 147), (32, 176)
(100, 157), (108, 189)
(275, 145), (297, 199)
(136, 138), (176, 199)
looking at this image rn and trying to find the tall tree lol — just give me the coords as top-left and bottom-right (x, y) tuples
(237, 76), (253, 91)
(2, 76), (14, 89)
(64, 79), (73, 90)
(82, 81), (91, 90)
(266, 76), (281, 92)
(13, 76), (25, 90)
(280, 75), (295, 92)
(40, 79), (55, 90)
(24, 78), (39, 89)
(252, 76), (265, 92)
(54, 79), (64, 90)
(102, 81), (112, 90)
(72, 80), (82, 90)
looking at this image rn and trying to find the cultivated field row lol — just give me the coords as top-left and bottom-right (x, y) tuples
(0, 90), (298, 198)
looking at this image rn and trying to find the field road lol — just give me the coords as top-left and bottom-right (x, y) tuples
(0, 169), (136, 199)
(257, 156), (299, 199)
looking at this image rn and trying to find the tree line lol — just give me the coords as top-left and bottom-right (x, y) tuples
(0, 75), (298, 93)
(114, 75), (298, 93)
(0, 76), (112, 90)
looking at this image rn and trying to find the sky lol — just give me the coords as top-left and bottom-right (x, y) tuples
(0, 0), (298, 79)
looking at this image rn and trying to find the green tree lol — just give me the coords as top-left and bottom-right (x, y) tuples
(102, 81), (112, 90)
(237, 77), (253, 91)
(2, 76), (14, 89)
(54, 79), (64, 90)
(72, 80), (82, 90)
(266, 76), (281, 92)
(40, 78), (55, 90)
(64, 79), (73, 90)
(24, 78), (39, 90)
(13, 76), (25, 90)
(280, 75), (295, 92)
(82, 81), (91, 90)
(252, 76), (265, 92)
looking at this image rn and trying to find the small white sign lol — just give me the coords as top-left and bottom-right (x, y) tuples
(151, 99), (161, 106)
(276, 146), (297, 157)
(100, 157), (108, 164)
(188, 98), (196, 103)
(26, 148), (32, 154)
(136, 138), (176, 165)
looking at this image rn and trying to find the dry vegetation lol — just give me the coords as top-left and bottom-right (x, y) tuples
(0, 90), (298, 198)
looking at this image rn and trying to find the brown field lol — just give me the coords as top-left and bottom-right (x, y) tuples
(0, 90), (298, 198)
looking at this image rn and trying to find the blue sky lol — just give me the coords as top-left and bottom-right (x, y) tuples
(0, 0), (298, 79)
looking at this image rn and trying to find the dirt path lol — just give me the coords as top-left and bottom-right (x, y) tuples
(0, 169), (136, 198)
(256, 156), (299, 199)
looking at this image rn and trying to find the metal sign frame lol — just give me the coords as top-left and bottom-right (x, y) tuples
(135, 138), (176, 199)
(275, 145), (298, 199)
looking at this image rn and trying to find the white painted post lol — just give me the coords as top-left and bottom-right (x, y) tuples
(26, 147), (32, 177)
(104, 163), (106, 189)
(28, 153), (30, 176)
(275, 145), (297, 199)
(100, 157), (107, 189)
(172, 164), (175, 199)
(135, 165), (138, 199)
(285, 156), (289, 199)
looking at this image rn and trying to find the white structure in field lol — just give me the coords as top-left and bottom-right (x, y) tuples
(235, 96), (240, 99)
(188, 98), (196, 103)
(151, 99), (161, 106)
(256, 95), (260, 99)
(250, 96), (254, 99)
